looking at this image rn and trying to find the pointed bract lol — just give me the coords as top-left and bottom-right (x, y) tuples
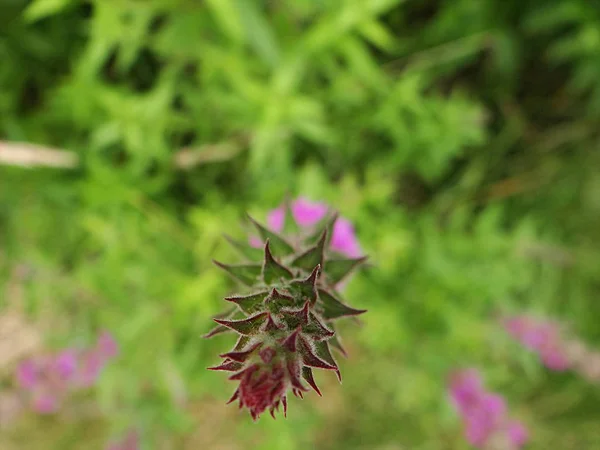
(208, 204), (366, 420)
(220, 342), (263, 363)
(214, 312), (268, 335)
(324, 256), (368, 285)
(213, 260), (262, 286)
(227, 388), (240, 404)
(318, 289), (367, 320)
(289, 265), (320, 304)
(225, 291), (269, 314)
(280, 327), (301, 352)
(313, 340), (341, 381)
(247, 214), (295, 256)
(328, 333), (348, 358)
(223, 234), (263, 261)
(290, 230), (326, 271)
(302, 367), (322, 396)
(262, 240), (294, 284)
(304, 312), (335, 340)
(299, 336), (338, 371)
(280, 301), (311, 329)
(264, 288), (295, 310)
(263, 313), (281, 332)
(208, 360), (244, 372)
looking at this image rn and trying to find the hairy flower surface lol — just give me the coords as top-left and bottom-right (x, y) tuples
(449, 369), (528, 449)
(207, 204), (366, 420)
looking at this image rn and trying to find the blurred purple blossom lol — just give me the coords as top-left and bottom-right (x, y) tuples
(503, 315), (571, 371)
(251, 197), (362, 258)
(448, 369), (528, 449)
(12, 330), (119, 417)
(16, 359), (39, 389)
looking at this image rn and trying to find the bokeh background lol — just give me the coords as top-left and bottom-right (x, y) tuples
(1, 0), (600, 448)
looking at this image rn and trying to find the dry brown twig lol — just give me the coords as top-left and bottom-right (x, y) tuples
(0, 139), (245, 170)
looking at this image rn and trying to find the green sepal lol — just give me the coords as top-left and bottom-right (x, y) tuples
(324, 256), (368, 285)
(223, 234), (263, 261)
(247, 214), (295, 256)
(262, 240), (294, 285)
(203, 307), (238, 338)
(214, 312), (269, 335)
(213, 260), (262, 286)
(313, 340), (341, 381)
(233, 335), (251, 351)
(290, 230), (326, 272)
(303, 312), (334, 340)
(298, 336), (337, 371)
(327, 326), (348, 357)
(282, 195), (300, 235)
(317, 289), (367, 320)
(224, 291), (269, 314)
(264, 288), (295, 313)
(306, 212), (338, 247)
(288, 265), (320, 305)
(302, 367), (322, 396)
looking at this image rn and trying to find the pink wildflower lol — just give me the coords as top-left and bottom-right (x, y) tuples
(12, 330), (119, 416)
(503, 315), (571, 371)
(251, 197), (362, 258)
(448, 369), (528, 449)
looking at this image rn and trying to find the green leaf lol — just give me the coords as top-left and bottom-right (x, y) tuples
(23, 0), (72, 23)
(317, 289), (366, 320)
(247, 214), (295, 256)
(290, 230), (326, 271)
(224, 291), (269, 314)
(213, 312), (268, 335)
(288, 265), (320, 304)
(205, 0), (244, 43)
(213, 260), (262, 286)
(306, 213), (339, 247)
(262, 240), (294, 284)
(223, 234), (263, 261)
(325, 256), (368, 285)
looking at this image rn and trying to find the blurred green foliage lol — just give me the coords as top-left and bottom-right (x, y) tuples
(1, 0), (599, 449)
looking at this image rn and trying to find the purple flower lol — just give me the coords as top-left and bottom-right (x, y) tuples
(448, 369), (485, 413)
(77, 350), (105, 387)
(448, 369), (528, 449)
(267, 207), (285, 231)
(16, 360), (39, 390)
(503, 315), (571, 371)
(290, 197), (328, 227)
(331, 217), (362, 257)
(12, 330), (119, 416)
(507, 420), (528, 447)
(53, 350), (78, 380)
(32, 393), (59, 414)
(97, 331), (119, 360)
(251, 197), (362, 258)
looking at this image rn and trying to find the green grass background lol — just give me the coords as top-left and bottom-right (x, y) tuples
(1, 0), (599, 448)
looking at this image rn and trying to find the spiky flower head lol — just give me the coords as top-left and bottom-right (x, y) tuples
(206, 200), (367, 420)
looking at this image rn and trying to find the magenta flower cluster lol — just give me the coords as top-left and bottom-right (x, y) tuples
(503, 314), (600, 382)
(502, 315), (570, 371)
(250, 197), (362, 258)
(15, 331), (118, 414)
(449, 369), (528, 449)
